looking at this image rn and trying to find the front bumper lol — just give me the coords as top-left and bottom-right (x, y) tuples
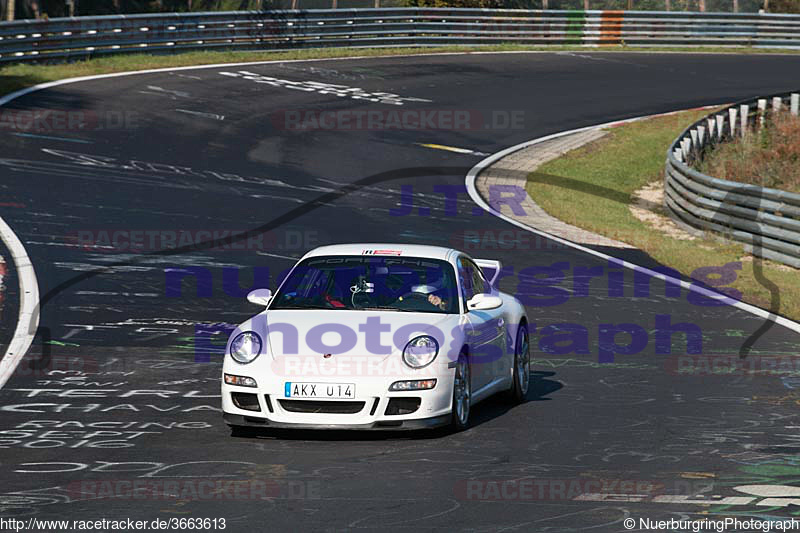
(221, 367), (455, 430)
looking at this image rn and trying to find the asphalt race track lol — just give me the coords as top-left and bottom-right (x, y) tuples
(2, 51), (800, 531)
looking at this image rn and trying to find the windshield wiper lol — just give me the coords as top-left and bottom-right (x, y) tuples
(359, 306), (416, 312)
(273, 304), (334, 310)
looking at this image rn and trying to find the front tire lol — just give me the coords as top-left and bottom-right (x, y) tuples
(451, 353), (471, 431)
(507, 323), (530, 403)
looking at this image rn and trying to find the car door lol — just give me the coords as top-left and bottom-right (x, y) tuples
(457, 256), (505, 394)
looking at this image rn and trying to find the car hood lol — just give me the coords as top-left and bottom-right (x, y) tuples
(240, 310), (463, 363)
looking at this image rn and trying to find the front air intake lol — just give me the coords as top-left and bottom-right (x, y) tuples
(231, 392), (260, 412)
(384, 397), (421, 416)
(278, 400), (365, 414)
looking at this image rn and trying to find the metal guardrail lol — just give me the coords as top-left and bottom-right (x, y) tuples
(1, 8), (800, 63)
(665, 91), (800, 268)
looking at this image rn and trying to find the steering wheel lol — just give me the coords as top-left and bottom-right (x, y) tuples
(351, 291), (372, 308)
(398, 291), (432, 301)
(397, 291), (445, 310)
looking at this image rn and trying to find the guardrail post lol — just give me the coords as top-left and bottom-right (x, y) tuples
(740, 104), (748, 135)
(5, 0), (14, 21)
(665, 90), (800, 269)
(792, 93), (799, 116)
(543, 0), (548, 9)
(757, 98), (767, 127)
(733, 0), (739, 12)
(665, 0), (670, 10)
(374, 0), (380, 7)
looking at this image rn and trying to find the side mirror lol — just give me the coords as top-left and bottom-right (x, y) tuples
(467, 293), (502, 311)
(247, 288), (273, 307)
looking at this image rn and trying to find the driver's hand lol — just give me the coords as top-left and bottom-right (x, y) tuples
(427, 294), (446, 311)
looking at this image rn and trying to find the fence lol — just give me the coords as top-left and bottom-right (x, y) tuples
(1, 8), (800, 63)
(665, 92), (800, 268)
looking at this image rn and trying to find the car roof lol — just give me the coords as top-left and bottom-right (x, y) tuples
(302, 243), (459, 262)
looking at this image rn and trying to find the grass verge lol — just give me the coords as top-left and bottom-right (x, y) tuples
(698, 110), (800, 194)
(2, 44), (800, 98)
(526, 108), (800, 322)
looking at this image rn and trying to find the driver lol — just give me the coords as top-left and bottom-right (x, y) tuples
(409, 269), (450, 311)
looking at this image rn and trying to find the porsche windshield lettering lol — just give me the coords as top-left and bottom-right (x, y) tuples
(270, 256), (460, 314)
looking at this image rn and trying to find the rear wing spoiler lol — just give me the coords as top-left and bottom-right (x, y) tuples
(474, 259), (502, 287)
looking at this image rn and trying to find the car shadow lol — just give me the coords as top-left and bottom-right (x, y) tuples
(233, 370), (562, 442)
(467, 370), (562, 428)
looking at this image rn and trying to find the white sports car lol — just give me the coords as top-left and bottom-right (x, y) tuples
(221, 244), (530, 433)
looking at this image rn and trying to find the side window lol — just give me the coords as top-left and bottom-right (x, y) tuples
(457, 257), (473, 304)
(470, 263), (489, 296)
(458, 257), (489, 303)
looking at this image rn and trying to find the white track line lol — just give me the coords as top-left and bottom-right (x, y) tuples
(0, 51), (544, 107)
(0, 217), (40, 390)
(465, 113), (800, 336)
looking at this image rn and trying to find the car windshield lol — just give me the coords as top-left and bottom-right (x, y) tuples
(271, 255), (459, 314)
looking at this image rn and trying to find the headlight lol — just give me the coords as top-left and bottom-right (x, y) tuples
(224, 373), (257, 387)
(402, 335), (439, 369)
(230, 331), (262, 364)
(389, 379), (437, 391)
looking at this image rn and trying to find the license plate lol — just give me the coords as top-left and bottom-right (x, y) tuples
(284, 382), (355, 399)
